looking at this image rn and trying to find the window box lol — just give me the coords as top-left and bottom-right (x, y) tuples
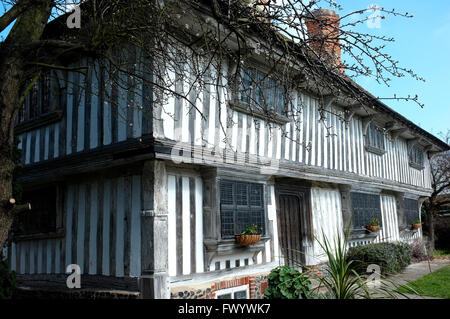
(235, 234), (262, 246)
(412, 223), (422, 230)
(365, 225), (380, 233)
(349, 228), (379, 241)
(204, 237), (269, 269)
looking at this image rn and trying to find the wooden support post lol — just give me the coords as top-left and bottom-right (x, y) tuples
(201, 167), (220, 272)
(394, 192), (407, 231)
(139, 160), (169, 299)
(338, 184), (352, 233)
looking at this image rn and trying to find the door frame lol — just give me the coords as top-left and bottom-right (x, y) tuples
(274, 178), (313, 266)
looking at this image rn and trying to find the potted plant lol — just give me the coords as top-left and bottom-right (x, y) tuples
(366, 218), (380, 232)
(235, 225), (263, 246)
(412, 219), (422, 229)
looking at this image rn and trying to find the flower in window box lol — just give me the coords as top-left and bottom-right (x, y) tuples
(365, 218), (380, 232)
(235, 225), (262, 246)
(412, 219), (422, 229)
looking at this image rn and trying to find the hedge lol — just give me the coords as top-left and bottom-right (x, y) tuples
(346, 242), (411, 275)
(0, 256), (16, 299)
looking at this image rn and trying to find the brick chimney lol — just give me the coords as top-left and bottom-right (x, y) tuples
(305, 9), (344, 73)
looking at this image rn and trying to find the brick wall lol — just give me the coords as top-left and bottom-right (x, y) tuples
(170, 274), (269, 299)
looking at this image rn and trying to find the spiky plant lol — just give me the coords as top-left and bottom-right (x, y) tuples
(284, 224), (419, 299)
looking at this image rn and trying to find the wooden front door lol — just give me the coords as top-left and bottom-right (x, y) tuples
(276, 182), (312, 267)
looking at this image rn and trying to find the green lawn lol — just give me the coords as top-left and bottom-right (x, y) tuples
(398, 265), (450, 299)
(433, 249), (450, 257)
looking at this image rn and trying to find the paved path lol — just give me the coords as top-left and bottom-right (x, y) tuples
(382, 259), (450, 299)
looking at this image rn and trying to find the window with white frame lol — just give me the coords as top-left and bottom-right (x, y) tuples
(365, 123), (385, 154)
(215, 285), (249, 299)
(239, 66), (286, 116)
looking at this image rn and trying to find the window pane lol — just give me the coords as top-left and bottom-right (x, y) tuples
(235, 183), (248, 206)
(250, 184), (263, 207)
(220, 180), (265, 238)
(15, 186), (57, 235)
(236, 211), (251, 234)
(410, 145), (424, 167)
(254, 71), (265, 110)
(266, 78), (276, 111)
(41, 74), (51, 114)
(220, 180), (234, 205)
(217, 293), (232, 299)
(351, 192), (382, 228)
(276, 85), (285, 115)
(234, 290), (247, 299)
(367, 124), (385, 151)
(240, 68), (252, 104)
(404, 198), (419, 225)
(220, 210), (235, 238)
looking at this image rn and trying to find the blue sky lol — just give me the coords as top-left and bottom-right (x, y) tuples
(1, 1), (449, 140)
(333, 0), (450, 140)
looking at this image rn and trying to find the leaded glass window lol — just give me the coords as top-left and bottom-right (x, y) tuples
(404, 198), (420, 225)
(409, 144), (424, 168)
(17, 72), (59, 124)
(351, 192), (382, 229)
(239, 67), (286, 116)
(220, 180), (265, 239)
(366, 123), (385, 152)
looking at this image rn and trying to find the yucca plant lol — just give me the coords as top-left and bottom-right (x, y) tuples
(311, 227), (419, 299)
(284, 224), (419, 299)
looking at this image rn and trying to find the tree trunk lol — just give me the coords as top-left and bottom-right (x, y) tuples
(0, 54), (23, 251)
(426, 207), (435, 251)
(0, 0), (54, 252)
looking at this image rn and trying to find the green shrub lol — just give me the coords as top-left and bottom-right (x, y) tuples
(264, 266), (312, 299)
(0, 256), (16, 299)
(346, 242), (411, 275)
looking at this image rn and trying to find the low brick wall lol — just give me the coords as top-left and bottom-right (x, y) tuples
(170, 274), (269, 299)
